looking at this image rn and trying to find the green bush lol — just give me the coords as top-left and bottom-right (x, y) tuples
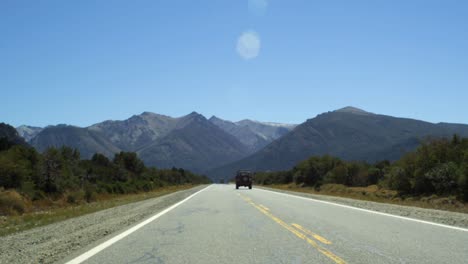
(458, 171), (468, 202)
(386, 167), (411, 195)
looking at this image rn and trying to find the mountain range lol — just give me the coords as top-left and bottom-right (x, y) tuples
(17, 112), (294, 174)
(13, 107), (468, 180)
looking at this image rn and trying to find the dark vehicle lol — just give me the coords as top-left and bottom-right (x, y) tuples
(236, 170), (253, 189)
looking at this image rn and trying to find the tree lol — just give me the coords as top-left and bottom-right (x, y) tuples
(0, 137), (13, 152)
(0, 146), (37, 189)
(323, 164), (348, 185)
(458, 169), (468, 201)
(91, 153), (110, 167)
(113, 152), (145, 175)
(386, 167), (411, 195)
(41, 148), (62, 193)
(367, 167), (382, 185)
(424, 162), (458, 195)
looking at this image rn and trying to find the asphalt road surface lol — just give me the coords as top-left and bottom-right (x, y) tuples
(64, 184), (468, 264)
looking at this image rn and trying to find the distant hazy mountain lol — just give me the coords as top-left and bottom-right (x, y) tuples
(16, 125), (43, 142)
(138, 113), (249, 173)
(209, 116), (296, 153)
(30, 125), (121, 158)
(207, 107), (468, 179)
(88, 112), (179, 150)
(29, 112), (252, 172)
(1, 123), (28, 146)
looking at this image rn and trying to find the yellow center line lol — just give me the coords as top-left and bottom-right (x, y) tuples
(259, 204), (270, 211)
(291, 223), (332, 245)
(243, 196), (252, 201)
(239, 195), (346, 264)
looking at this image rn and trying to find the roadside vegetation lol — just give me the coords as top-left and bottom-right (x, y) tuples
(0, 185), (197, 236)
(0, 137), (211, 235)
(255, 135), (468, 212)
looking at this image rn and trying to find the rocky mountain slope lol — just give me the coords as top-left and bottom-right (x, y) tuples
(16, 125), (43, 142)
(30, 125), (121, 158)
(88, 112), (179, 151)
(138, 113), (249, 173)
(209, 116), (295, 153)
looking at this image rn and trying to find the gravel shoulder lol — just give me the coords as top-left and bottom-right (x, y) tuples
(258, 186), (468, 229)
(0, 185), (208, 264)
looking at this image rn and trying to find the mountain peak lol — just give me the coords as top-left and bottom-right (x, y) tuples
(236, 119), (296, 128)
(209, 116), (224, 122)
(236, 119), (253, 125)
(180, 112), (207, 123)
(188, 111), (201, 116)
(141, 111), (156, 116)
(335, 106), (372, 115)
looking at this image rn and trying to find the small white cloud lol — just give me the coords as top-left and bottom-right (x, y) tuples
(236, 30), (261, 60)
(248, 0), (268, 16)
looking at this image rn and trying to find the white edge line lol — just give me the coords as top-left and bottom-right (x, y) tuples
(65, 185), (212, 264)
(256, 188), (468, 233)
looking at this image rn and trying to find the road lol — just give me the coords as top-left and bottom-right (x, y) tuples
(65, 184), (468, 264)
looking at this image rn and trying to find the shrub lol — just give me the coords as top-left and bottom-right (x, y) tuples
(32, 190), (46, 201)
(0, 190), (27, 215)
(458, 171), (468, 202)
(424, 162), (459, 195)
(84, 185), (97, 202)
(66, 191), (84, 204)
(20, 181), (36, 199)
(386, 167), (411, 195)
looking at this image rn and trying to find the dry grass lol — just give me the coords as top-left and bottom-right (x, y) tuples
(0, 190), (31, 216)
(265, 184), (468, 214)
(0, 185), (197, 237)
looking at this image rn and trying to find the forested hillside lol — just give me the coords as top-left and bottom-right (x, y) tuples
(255, 135), (468, 201)
(0, 133), (211, 216)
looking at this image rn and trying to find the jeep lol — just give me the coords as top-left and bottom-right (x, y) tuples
(236, 170), (253, 189)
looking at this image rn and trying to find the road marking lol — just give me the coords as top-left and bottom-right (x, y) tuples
(240, 194), (346, 264)
(259, 204), (270, 211)
(65, 185), (212, 264)
(257, 188), (468, 233)
(292, 223), (332, 245)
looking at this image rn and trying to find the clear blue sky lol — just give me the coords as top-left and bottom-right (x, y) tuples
(2, 0), (467, 127)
